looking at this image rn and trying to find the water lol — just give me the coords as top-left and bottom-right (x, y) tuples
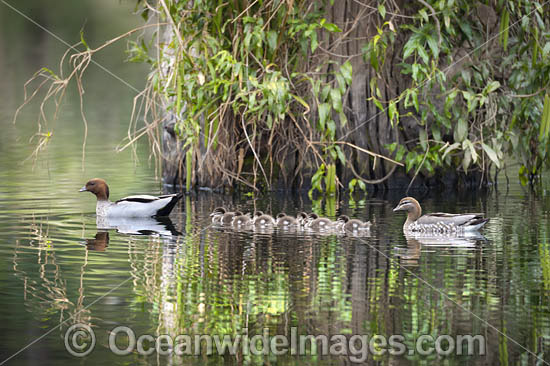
(1, 1), (550, 365)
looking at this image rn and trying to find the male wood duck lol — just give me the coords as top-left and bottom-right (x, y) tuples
(80, 178), (182, 217)
(393, 197), (489, 233)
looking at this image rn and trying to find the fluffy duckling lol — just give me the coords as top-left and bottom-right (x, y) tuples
(305, 213), (334, 231)
(253, 211), (276, 228)
(210, 207), (243, 225)
(210, 207), (227, 223)
(296, 212), (310, 226)
(337, 215), (371, 233)
(276, 213), (299, 228)
(222, 210), (243, 225)
(232, 213), (253, 228)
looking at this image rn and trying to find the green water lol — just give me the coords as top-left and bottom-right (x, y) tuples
(1, 1), (550, 365)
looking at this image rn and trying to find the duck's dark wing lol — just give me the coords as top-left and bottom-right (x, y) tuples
(116, 195), (161, 203)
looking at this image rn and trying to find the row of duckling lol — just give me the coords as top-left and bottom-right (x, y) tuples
(210, 207), (371, 234)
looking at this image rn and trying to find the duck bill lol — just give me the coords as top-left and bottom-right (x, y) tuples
(392, 205), (402, 212)
(79, 186), (88, 192)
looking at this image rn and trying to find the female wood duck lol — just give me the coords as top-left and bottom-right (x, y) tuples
(336, 215), (371, 233)
(393, 197), (489, 233)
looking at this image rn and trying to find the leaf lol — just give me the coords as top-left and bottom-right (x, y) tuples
(322, 21), (342, 33)
(456, 118), (468, 142)
(378, 4), (386, 19)
(482, 143), (501, 168)
(267, 30), (278, 52)
(335, 146), (346, 165)
(442, 142), (460, 160)
(403, 39), (416, 60)
(462, 148), (471, 172)
(539, 94), (550, 141)
(340, 61), (353, 85)
(463, 139), (478, 163)
(318, 103), (330, 130)
(330, 88), (342, 112)
(483, 81), (501, 95)
(419, 9), (429, 23)
(419, 129), (428, 150)
(426, 35), (439, 58)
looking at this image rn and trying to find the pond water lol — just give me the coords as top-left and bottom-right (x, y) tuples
(1, 2), (550, 365)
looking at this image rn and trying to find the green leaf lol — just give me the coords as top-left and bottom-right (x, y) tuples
(419, 9), (429, 23)
(318, 103), (330, 130)
(322, 21), (342, 33)
(463, 139), (478, 163)
(335, 146), (346, 165)
(482, 143), (501, 168)
(267, 30), (278, 52)
(330, 88), (342, 112)
(462, 148), (471, 172)
(539, 94), (550, 141)
(419, 129), (428, 150)
(483, 81), (501, 95)
(456, 118), (468, 142)
(426, 35), (439, 58)
(378, 4), (386, 19)
(340, 61), (353, 85)
(442, 142), (460, 160)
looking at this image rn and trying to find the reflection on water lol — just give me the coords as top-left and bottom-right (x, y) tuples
(2, 192), (550, 365)
(1, 1), (550, 365)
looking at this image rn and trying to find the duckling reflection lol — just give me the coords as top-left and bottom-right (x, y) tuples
(96, 215), (182, 236)
(84, 231), (109, 251)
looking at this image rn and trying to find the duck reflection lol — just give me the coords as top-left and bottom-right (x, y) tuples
(403, 231), (486, 247)
(84, 231), (109, 251)
(96, 215), (182, 236)
(395, 232), (487, 266)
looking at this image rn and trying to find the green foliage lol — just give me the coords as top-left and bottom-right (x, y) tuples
(130, 0), (351, 193)
(368, 0), (550, 186)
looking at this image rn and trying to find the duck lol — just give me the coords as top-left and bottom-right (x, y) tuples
(393, 197), (489, 233)
(275, 213), (299, 228)
(305, 213), (335, 231)
(296, 212), (310, 226)
(79, 178), (182, 217)
(336, 215), (371, 233)
(210, 207), (243, 224)
(253, 211), (276, 228)
(210, 207), (227, 223)
(232, 213), (253, 228)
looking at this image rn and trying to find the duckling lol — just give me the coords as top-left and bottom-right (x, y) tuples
(232, 213), (253, 228)
(297, 212), (310, 226)
(276, 213), (299, 228)
(221, 210), (243, 225)
(305, 213), (334, 231)
(210, 207), (227, 224)
(253, 211), (276, 228)
(337, 215), (371, 233)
